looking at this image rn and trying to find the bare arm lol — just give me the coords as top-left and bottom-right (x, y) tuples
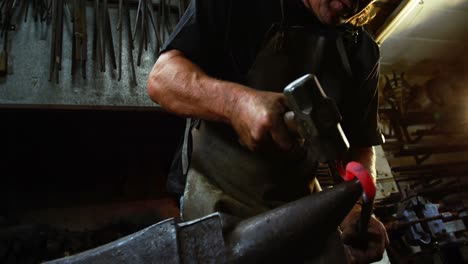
(147, 50), (292, 151)
(349, 146), (376, 181)
(148, 50), (245, 123)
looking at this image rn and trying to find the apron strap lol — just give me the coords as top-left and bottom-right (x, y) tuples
(181, 118), (192, 175)
(182, 118), (201, 175)
(336, 34), (354, 78)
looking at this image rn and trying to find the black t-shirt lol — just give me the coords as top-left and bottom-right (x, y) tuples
(162, 0), (384, 196)
(163, 0), (314, 83)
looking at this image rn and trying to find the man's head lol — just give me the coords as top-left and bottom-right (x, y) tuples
(303, 0), (375, 25)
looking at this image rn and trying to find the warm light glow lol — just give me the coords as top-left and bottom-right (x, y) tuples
(376, 0), (422, 45)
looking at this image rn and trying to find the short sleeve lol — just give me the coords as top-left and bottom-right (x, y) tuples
(160, 0), (230, 72)
(348, 63), (385, 147)
(342, 31), (385, 147)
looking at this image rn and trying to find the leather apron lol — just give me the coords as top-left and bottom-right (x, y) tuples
(182, 20), (355, 221)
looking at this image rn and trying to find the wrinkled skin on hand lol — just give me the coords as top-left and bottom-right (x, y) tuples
(230, 90), (294, 151)
(340, 204), (389, 264)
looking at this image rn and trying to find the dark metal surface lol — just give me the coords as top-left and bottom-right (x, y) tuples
(43, 179), (367, 264)
(45, 214), (226, 264)
(225, 179), (363, 263)
(45, 218), (181, 264)
(178, 215), (226, 264)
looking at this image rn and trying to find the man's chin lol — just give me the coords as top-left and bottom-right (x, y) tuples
(319, 14), (345, 26)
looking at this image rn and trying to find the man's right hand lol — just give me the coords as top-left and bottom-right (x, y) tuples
(149, 50), (296, 151)
(229, 90), (294, 152)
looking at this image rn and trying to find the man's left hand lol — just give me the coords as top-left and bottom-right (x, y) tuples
(340, 204), (389, 264)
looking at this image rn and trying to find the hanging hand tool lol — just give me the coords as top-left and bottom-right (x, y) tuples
(23, 0), (30, 22)
(135, 0), (144, 66)
(101, 0), (107, 71)
(72, 0), (87, 79)
(117, 0), (123, 80)
(48, 0), (64, 83)
(32, 0), (51, 22)
(0, 0), (15, 77)
(132, 0), (142, 42)
(133, 0), (163, 64)
(104, 3), (116, 70)
(0, 24), (7, 77)
(145, 0), (162, 55)
(48, 0), (57, 81)
(133, 0), (150, 66)
(92, 0), (104, 72)
(125, 0), (137, 84)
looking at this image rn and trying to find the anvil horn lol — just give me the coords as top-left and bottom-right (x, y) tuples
(225, 178), (363, 263)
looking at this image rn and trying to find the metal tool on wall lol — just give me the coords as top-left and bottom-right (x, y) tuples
(91, 0), (122, 76)
(157, 0), (188, 45)
(22, 0), (51, 23)
(71, 0), (87, 79)
(0, 0), (17, 77)
(117, 0), (137, 84)
(133, 0), (162, 67)
(4, 0), (189, 83)
(49, 0), (64, 83)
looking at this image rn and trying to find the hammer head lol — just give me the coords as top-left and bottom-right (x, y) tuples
(284, 74), (349, 162)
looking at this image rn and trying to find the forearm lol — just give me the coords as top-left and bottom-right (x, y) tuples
(349, 146), (376, 182)
(147, 50), (253, 123)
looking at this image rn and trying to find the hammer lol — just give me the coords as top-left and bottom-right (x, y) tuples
(284, 74), (375, 248)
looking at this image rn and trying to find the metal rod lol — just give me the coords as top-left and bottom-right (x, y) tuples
(56, 0), (63, 83)
(81, 0), (87, 79)
(143, 0), (148, 51)
(101, 0), (107, 72)
(132, 0), (141, 41)
(71, 5), (76, 76)
(105, 7), (117, 69)
(24, 0), (30, 22)
(136, 0), (144, 66)
(145, 0), (161, 50)
(48, 0), (57, 81)
(124, 0), (137, 84)
(117, 0), (123, 80)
